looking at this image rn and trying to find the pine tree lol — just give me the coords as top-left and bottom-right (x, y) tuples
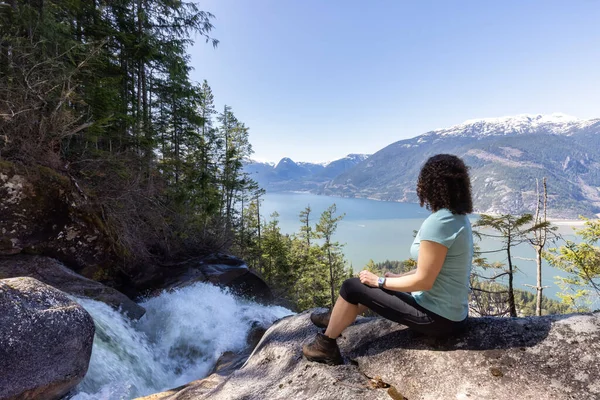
(295, 205), (327, 309)
(469, 243), (511, 317)
(197, 80), (220, 217)
(545, 218), (600, 311)
(523, 178), (558, 316)
(215, 105), (255, 234)
(365, 259), (378, 273)
(474, 214), (535, 317)
(299, 206), (313, 249)
(315, 204), (347, 308)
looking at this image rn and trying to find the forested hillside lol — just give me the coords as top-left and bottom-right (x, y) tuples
(1, 1), (259, 270)
(0, 1), (356, 311)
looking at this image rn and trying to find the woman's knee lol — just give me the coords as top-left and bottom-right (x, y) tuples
(339, 277), (362, 304)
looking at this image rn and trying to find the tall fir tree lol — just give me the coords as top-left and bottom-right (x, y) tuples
(315, 204), (347, 308)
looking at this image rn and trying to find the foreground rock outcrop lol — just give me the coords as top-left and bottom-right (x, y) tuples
(0, 277), (95, 400)
(0, 255), (145, 319)
(150, 310), (600, 400)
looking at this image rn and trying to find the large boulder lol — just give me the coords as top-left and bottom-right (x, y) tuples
(156, 310), (600, 400)
(0, 277), (95, 400)
(200, 259), (273, 305)
(0, 161), (117, 280)
(0, 255), (145, 319)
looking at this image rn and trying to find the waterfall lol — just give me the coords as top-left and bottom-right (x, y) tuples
(70, 282), (292, 400)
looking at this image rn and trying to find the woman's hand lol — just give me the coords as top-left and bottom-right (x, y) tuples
(359, 270), (379, 287)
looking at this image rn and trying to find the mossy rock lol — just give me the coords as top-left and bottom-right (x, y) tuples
(0, 161), (118, 281)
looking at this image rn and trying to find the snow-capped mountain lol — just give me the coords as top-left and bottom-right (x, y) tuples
(323, 113), (600, 218)
(244, 114), (600, 217)
(431, 113), (599, 138)
(319, 153), (370, 167)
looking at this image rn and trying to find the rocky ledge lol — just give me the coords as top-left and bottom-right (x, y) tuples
(144, 309), (600, 400)
(0, 255), (145, 319)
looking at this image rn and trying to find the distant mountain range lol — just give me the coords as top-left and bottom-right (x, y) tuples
(245, 114), (600, 218)
(244, 154), (370, 192)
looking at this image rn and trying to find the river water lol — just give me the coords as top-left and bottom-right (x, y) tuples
(71, 283), (292, 399)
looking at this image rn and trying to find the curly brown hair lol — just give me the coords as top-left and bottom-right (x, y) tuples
(416, 154), (473, 215)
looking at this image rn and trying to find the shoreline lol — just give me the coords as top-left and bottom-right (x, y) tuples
(274, 191), (597, 228)
(546, 219), (587, 227)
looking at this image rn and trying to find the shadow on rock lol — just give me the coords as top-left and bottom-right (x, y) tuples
(346, 313), (561, 359)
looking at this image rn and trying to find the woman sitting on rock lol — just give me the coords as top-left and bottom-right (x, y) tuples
(302, 153), (474, 365)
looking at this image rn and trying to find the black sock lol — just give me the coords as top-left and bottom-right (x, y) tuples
(319, 332), (338, 341)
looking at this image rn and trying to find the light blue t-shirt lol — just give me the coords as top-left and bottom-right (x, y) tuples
(410, 208), (473, 322)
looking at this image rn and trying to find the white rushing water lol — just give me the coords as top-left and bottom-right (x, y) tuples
(70, 282), (292, 400)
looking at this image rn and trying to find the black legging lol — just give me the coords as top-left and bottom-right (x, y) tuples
(339, 277), (466, 337)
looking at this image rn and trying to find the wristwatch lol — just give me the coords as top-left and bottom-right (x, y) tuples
(378, 277), (386, 289)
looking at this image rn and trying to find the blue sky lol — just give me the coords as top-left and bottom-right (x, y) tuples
(190, 0), (600, 163)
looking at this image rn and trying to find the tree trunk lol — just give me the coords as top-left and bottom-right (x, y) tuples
(506, 232), (517, 317)
(327, 240), (335, 308)
(240, 196), (245, 258)
(256, 198), (262, 275)
(222, 106), (229, 226)
(172, 95), (179, 184)
(306, 215), (311, 248)
(119, 52), (127, 149)
(536, 245), (543, 315)
(533, 178), (548, 316)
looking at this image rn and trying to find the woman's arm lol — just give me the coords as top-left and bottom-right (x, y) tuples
(384, 270), (416, 278)
(359, 240), (447, 292)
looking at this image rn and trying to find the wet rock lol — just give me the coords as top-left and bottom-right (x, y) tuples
(210, 351), (251, 376)
(0, 255), (145, 319)
(134, 374), (226, 400)
(0, 160), (270, 302)
(144, 254), (272, 304)
(153, 310), (600, 400)
(0, 277), (95, 400)
(246, 321), (267, 349)
(133, 352), (249, 400)
(134, 319), (270, 400)
(197, 255), (272, 304)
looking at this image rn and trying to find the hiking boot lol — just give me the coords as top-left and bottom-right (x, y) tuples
(302, 333), (343, 365)
(310, 310), (331, 329)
